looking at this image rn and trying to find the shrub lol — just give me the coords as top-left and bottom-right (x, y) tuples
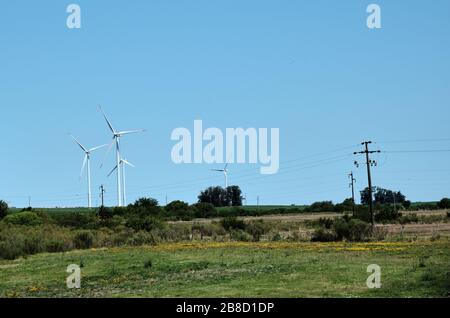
(308, 201), (335, 213)
(220, 217), (245, 231)
(0, 239), (25, 260)
(73, 230), (95, 249)
(230, 229), (252, 242)
(375, 208), (402, 223)
(399, 214), (419, 224)
(52, 212), (99, 229)
(192, 203), (218, 218)
(126, 231), (158, 246)
(311, 228), (336, 242)
(98, 206), (112, 220)
(317, 218), (334, 229)
(0, 200), (8, 220)
(3, 212), (43, 226)
(45, 239), (70, 253)
(126, 215), (166, 232)
(333, 218), (372, 242)
(244, 220), (271, 241)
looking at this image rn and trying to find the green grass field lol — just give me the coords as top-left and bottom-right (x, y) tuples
(1, 240), (449, 298)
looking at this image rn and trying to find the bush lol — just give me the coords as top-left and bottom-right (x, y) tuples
(308, 201), (335, 213)
(3, 212), (43, 226)
(399, 214), (419, 224)
(73, 230), (95, 249)
(438, 198), (450, 209)
(126, 215), (166, 232)
(244, 220), (271, 241)
(375, 208), (402, 223)
(230, 229), (252, 242)
(317, 218), (334, 229)
(45, 239), (70, 253)
(220, 217), (245, 231)
(52, 212), (99, 229)
(333, 218), (372, 242)
(0, 200), (8, 220)
(98, 206), (112, 220)
(311, 228), (336, 242)
(192, 203), (218, 218)
(0, 239), (25, 260)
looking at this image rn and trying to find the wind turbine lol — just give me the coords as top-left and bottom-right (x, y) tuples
(99, 105), (145, 207)
(107, 158), (135, 206)
(211, 163), (229, 189)
(70, 134), (107, 208)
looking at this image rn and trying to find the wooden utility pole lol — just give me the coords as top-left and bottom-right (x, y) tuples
(354, 141), (380, 225)
(99, 185), (105, 207)
(349, 172), (356, 216)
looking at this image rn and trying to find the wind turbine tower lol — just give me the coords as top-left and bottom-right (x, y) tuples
(99, 106), (145, 207)
(70, 134), (107, 208)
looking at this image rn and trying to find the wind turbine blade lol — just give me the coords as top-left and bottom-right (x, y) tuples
(211, 169), (224, 172)
(70, 134), (88, 153)
(98, 105), (116, 134)
(107, 165), (118, 178)
(80, 155), (88, 179)
(89, 144), (108, 152)
(117, 129), (146, 136)
(100, 139), (115, 168)
(122, 159), (135, 167)
(224, 163), (229, 170)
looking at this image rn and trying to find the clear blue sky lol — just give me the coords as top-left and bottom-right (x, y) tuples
(1, 0), (449, 207)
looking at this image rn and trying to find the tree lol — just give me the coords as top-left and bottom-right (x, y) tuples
(226, 186), (243, 207)
(198, 186), (244, 207)
(0, 200), (8, 220)
(198, 186), (228, 207)
(129, 197), (161, 216)
(360, 187), (407, 205)
(438, 198), (450, 209)
(132, 197), (159, 209)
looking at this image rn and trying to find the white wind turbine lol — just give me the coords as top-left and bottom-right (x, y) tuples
(107, 158), (135, 206)
(70, 134), (107, 208)
(99, 105), (145, 207)
(211, 163), (229, 188)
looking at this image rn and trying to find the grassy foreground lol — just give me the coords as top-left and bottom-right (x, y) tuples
(1, 240), (449, 298)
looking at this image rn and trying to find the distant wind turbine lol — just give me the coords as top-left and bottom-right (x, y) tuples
(211, 163), (229, 188)
(70, 134), (107, 208)
(107, 158), (135, 206)
(99, 105), (145, 207)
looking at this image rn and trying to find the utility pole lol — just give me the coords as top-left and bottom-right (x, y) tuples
(99, 185), (105, 207)
(349, 172), (356, 216)
(354, 141), (380, 226)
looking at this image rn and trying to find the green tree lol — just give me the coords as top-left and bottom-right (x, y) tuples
(360, 187), (406, 205)
(0, 200), (8, 220)
(198, 186), (229, 207)
(226, 186), (244, 207)
(438, 198), (450, 209)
